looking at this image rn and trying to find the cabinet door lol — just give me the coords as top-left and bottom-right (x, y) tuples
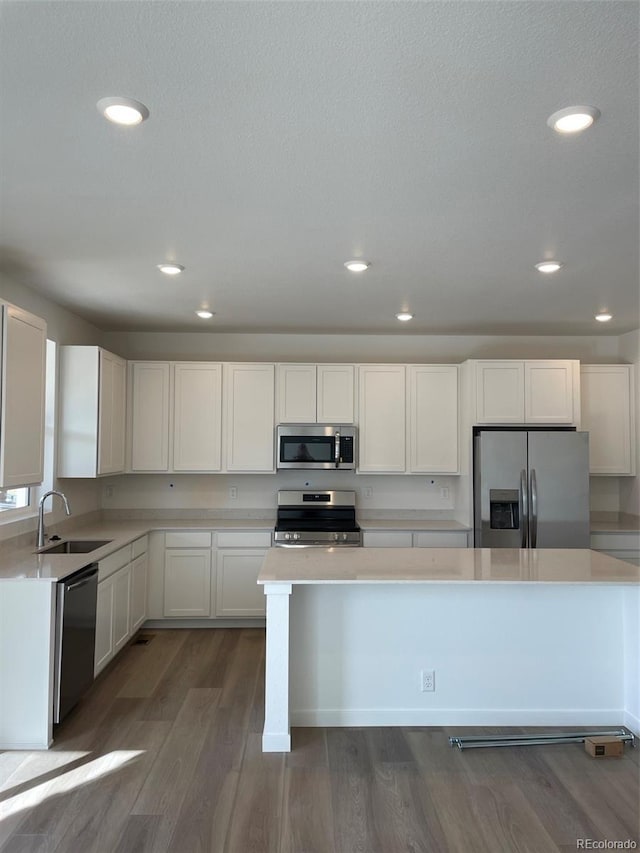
(317, 365), (355, 423)
(358, 365), (406, 472)
(173, 363), (222, 471)
(0, 304), (46, 487)
(362, 530), (413, 547)
(98, 349), (126, 475)
(408, 365), (459, 473)
(223, 364), (275, 472)
(164, 548), (211, 617)
(475, 361), (525, 424)
(581, 365), (635, 474)
(525, 361), (575, 424)
(113, 565), (131, 654)
(129, 553), (148, 633)
(216, 550), (266, 617)
(277, 364), (316, 423)
(130, 362), (170, 471)
(94, 576), (115, 675)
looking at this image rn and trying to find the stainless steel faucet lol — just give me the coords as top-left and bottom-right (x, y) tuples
(37, 490), (71, 548)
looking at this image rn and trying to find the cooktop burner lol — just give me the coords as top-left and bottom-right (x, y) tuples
(274, 489), (361, 547)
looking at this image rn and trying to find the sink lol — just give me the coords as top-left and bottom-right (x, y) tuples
(38, 539), (113, 554)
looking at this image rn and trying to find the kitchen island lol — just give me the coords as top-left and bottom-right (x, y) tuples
(258, 547), (640, 752)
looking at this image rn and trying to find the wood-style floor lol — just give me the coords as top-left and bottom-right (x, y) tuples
(1, 628), (638, 853)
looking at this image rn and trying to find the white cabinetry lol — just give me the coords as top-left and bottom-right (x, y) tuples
(408, 365), (459, 473)
(0, 303), (46, 487)
(163, 531), (213, 618)
(223, 363), (275, 472)
(129, 537), (148, 633)
(129, 362), (223, 473)
(129, 362), (171, 471)
(471, 360), (578, 425)
(277, 364), (355, 424)
(362, 529), (469, 547)
(58, 347), (126, 477)
(358, 365), (406, 472)
(581, 365), (636, 475)
(215, 530), (270, 617)
(94, 537), (148, 676)
(173, 362), (222, 471)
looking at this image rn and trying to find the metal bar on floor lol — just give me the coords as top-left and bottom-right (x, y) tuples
(449, 728), (635, 750)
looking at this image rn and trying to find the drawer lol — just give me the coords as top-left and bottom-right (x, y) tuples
(591, 533), (640, 552)
(414, 531), (468, 548)
(131, 535), (148, 558)
(216, 530), (272, 549)
(165, 531), (212, 548)
(362, 531), (413, 548)
(99, 544), (132, 581)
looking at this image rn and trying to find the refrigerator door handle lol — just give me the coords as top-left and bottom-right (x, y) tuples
(519, 468), (528, 548)
(530, 468), (538, 548)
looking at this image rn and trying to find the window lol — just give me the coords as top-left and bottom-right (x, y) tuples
(0, 487), (30, 512)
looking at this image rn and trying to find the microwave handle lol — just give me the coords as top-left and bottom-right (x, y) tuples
(335, 431), (340, 467)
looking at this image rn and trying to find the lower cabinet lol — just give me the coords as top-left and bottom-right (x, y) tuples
(94, 536), (148, 676)
(163, 548), (212, 617)
(591, 533), (640, 566)
(148, 528), (270, 621)
(216, 549), (267, 617)
(362, 529), (469, 548)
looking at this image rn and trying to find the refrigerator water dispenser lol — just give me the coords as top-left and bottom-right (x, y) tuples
(489, 489), (519, 529)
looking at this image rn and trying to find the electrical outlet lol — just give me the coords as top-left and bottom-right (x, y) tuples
(229, 486), (238, 500)
(421, 669), (435, 692)
(440, 486), (450, 500)
(105, 485), (114, 498)
(364, 487), (373, 499)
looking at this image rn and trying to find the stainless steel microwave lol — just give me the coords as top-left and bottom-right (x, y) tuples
(276, 425), (357, 470)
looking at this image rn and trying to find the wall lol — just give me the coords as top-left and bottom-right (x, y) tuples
(102, 329), (621, 364)
(0, 277), (105, 541)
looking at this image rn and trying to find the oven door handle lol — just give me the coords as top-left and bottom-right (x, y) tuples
(335, 431), (340, 467)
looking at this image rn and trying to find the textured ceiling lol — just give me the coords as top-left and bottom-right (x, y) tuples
(0, 1), (638, 335)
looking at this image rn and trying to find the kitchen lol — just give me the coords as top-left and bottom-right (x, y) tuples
(1, 1), (640, 851)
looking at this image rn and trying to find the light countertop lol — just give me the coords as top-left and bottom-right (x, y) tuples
(259, 547), (640, 585)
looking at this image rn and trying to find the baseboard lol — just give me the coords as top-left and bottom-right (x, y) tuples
(262, 731), (291, 752)
(143, 618), (265, 629)
(291, 708), (627, 727)
(623, 709), (640, 736)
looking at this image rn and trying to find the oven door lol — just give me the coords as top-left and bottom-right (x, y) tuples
(277, 426), (352, 469)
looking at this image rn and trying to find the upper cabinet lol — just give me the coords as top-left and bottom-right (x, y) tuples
(129, 361), (222, 473)
(277, 363), (354, 424)
(581, 365), (636, 475)
(358, 364), (460, 474)
(0, 303), (47, 488)
(470, 360), (579, 425)
(173, 363), (222, 472)
(59, 347), (126, 477)
(358, 365), (406, 472)
(223, 363), (275, 472)
(129, 362), (171, 472)
(408, 365), (459, 474)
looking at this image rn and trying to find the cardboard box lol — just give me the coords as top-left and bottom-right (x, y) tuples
(584, 736), (624, 758)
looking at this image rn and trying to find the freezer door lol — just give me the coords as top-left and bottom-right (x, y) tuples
(527, 431), (590, 548)
(474, 431), (528, 547)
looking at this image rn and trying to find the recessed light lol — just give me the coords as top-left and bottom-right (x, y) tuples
(547, 105), (600, 134)
(196, 310), (214, 319)
(396, 312), (413, 322)
(344, 260), (370, 273)
(97, 96), (150, 126)
(157, 263), (184, 275)
(595, 311), (612, 322)
(535, 261), (563, 274)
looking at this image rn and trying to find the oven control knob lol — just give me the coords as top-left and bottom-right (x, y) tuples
(294, 533), (300, 540)
(284, 533), (291, 541)
(341, 533), (348, 542)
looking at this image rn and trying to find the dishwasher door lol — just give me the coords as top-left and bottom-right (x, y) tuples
(54, 563), (99, 724)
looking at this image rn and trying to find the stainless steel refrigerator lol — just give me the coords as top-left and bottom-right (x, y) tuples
(473, 429), (590, 548)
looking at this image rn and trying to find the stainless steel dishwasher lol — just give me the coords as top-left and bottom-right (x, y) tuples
(54, 563), (99, 723)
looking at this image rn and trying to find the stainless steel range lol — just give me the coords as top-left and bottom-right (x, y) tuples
(274, 490), (362, 547)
